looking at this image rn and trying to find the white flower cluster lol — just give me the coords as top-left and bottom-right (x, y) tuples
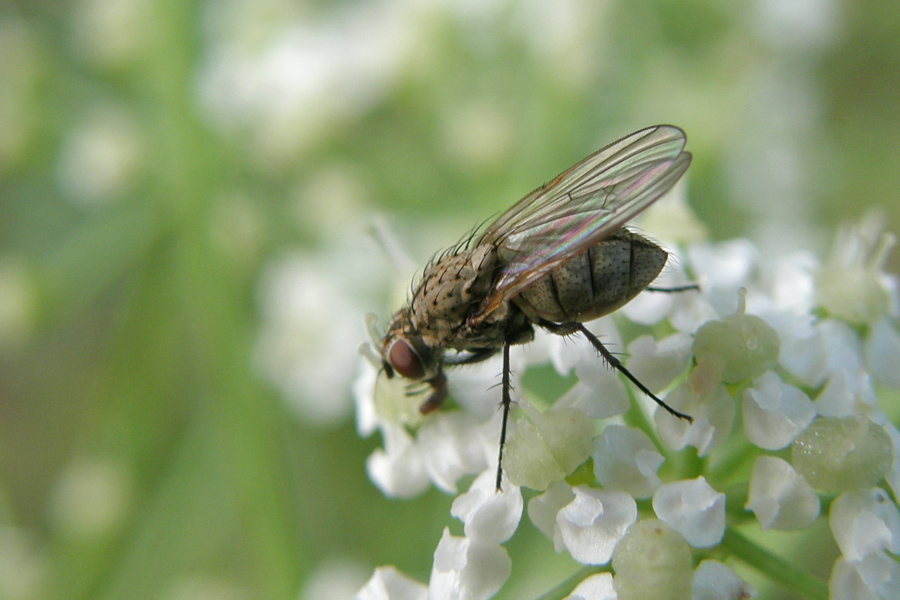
(355, 217), (900, 600)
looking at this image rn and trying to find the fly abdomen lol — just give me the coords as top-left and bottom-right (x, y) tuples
(513, 229), (667, 322)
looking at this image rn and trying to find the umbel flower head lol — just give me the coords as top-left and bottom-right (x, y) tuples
(355, 215), (900, 600)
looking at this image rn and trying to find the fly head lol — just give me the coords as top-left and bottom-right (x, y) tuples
(381, 308), (441, 382)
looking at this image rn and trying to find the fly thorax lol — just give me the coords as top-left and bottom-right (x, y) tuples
(411, 245), (497, 345)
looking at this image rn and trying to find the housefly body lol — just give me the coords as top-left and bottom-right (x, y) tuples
(376, 125), (696, 491)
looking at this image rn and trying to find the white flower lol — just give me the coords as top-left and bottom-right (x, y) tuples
(365, 423), (429, 499)
(299, 560), (369, 600)
(742, 371), (816, 450)
(621, 260), (697, 326)
(764, 312), (826, 387)
(351, 214), (900, 599)
(565, 572), (616, 600)
(830, 488), (900, 562)
(556, 486), (637, 565)
(353, 358), (381, 437)
(429, 528), (511, 600)
(356, 566), (428, 600)
(864, 316), (900, 388)
(592, 425), (664, 499)
(49, 456), (133, 539)
(687, 240), (759, 293)
(624, 332), (693, 394)
(257, 235), (389, 426)
(885, 423), (900, 501)
(416, 412), (491, 494)
(555, 377), (629, 420)
(652, 477), (725, 548)
(548, 318), (622, 384)
(745, 455), (819, 530)
(815, 368), (883, 423)
(829, 553), (900, 600)
(654, 379), (735, 457)
(450, 469), (523, 544)
(815, 220), (896, 326)
(446, 349), (526, 421)
(691, 560), (757, 600)
(527, 480), (575, 551)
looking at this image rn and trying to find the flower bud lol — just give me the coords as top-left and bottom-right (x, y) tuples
(791, 416), (892, 491)
(504, 406), (594, 491)
(692, 288), (780, 384)
(612, 519), (692, 600)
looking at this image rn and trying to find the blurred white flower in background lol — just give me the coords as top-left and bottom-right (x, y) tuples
(254, 225), (392, 427)
(55, 106), (144, 206)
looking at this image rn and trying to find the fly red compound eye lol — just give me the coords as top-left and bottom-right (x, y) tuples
(387, 338), (425, 380)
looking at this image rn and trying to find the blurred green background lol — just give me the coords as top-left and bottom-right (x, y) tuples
(1, 1), (899, 599)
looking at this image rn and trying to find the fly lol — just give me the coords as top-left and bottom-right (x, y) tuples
(378, 125), (695, 491)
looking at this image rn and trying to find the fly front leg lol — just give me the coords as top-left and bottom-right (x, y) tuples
(418, 370), (448, 414)
(540, 320), (693, 422)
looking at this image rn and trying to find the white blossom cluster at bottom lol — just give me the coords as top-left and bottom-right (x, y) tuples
(355, 218), (900, 600)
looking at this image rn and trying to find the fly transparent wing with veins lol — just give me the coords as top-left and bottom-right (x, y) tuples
(472, 125), (691, 322)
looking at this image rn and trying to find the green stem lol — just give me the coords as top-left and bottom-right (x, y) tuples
(721, 527), (829, 600)
(532, 565), (610, 600)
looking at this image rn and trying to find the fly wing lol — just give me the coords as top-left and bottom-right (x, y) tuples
(471, 125), (691, 322)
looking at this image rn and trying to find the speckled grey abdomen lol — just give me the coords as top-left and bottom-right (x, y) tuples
(513, 229), (667, 322)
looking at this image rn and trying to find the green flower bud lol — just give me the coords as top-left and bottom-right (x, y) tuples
(505, 407), (594, 491)
(791, 416), (892, 491)
(612, 519), (692, 600)
(692, 288), (780, 384)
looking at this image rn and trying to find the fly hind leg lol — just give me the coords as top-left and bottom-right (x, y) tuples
(645, 283), (700, 293)
(539, 320), (693, 422)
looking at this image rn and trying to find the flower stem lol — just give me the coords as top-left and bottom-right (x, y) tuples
(532, 565), (609, 600)
(721, 527), (829, 600)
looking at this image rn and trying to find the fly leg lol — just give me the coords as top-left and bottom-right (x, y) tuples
(419, 370), (448, 414)
(496, 342), (512, 492)
(646, 283), (699, 293)
(443, 347), (497, 366)
(540, 320), (693, 423)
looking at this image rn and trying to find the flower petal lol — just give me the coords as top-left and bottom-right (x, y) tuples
(742, 371), (816, 450)
(557, 486), (637, 565)
(746, 456), (819, 530)
(429, 529), (511, 600)
(830, 488), (900, 561)
(652, 476), (725, 548)
(592, 425), (664, 499)
(451, 469), (523, 544)
(357, 566), (429, 600)
(692, 560), (757, 600)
